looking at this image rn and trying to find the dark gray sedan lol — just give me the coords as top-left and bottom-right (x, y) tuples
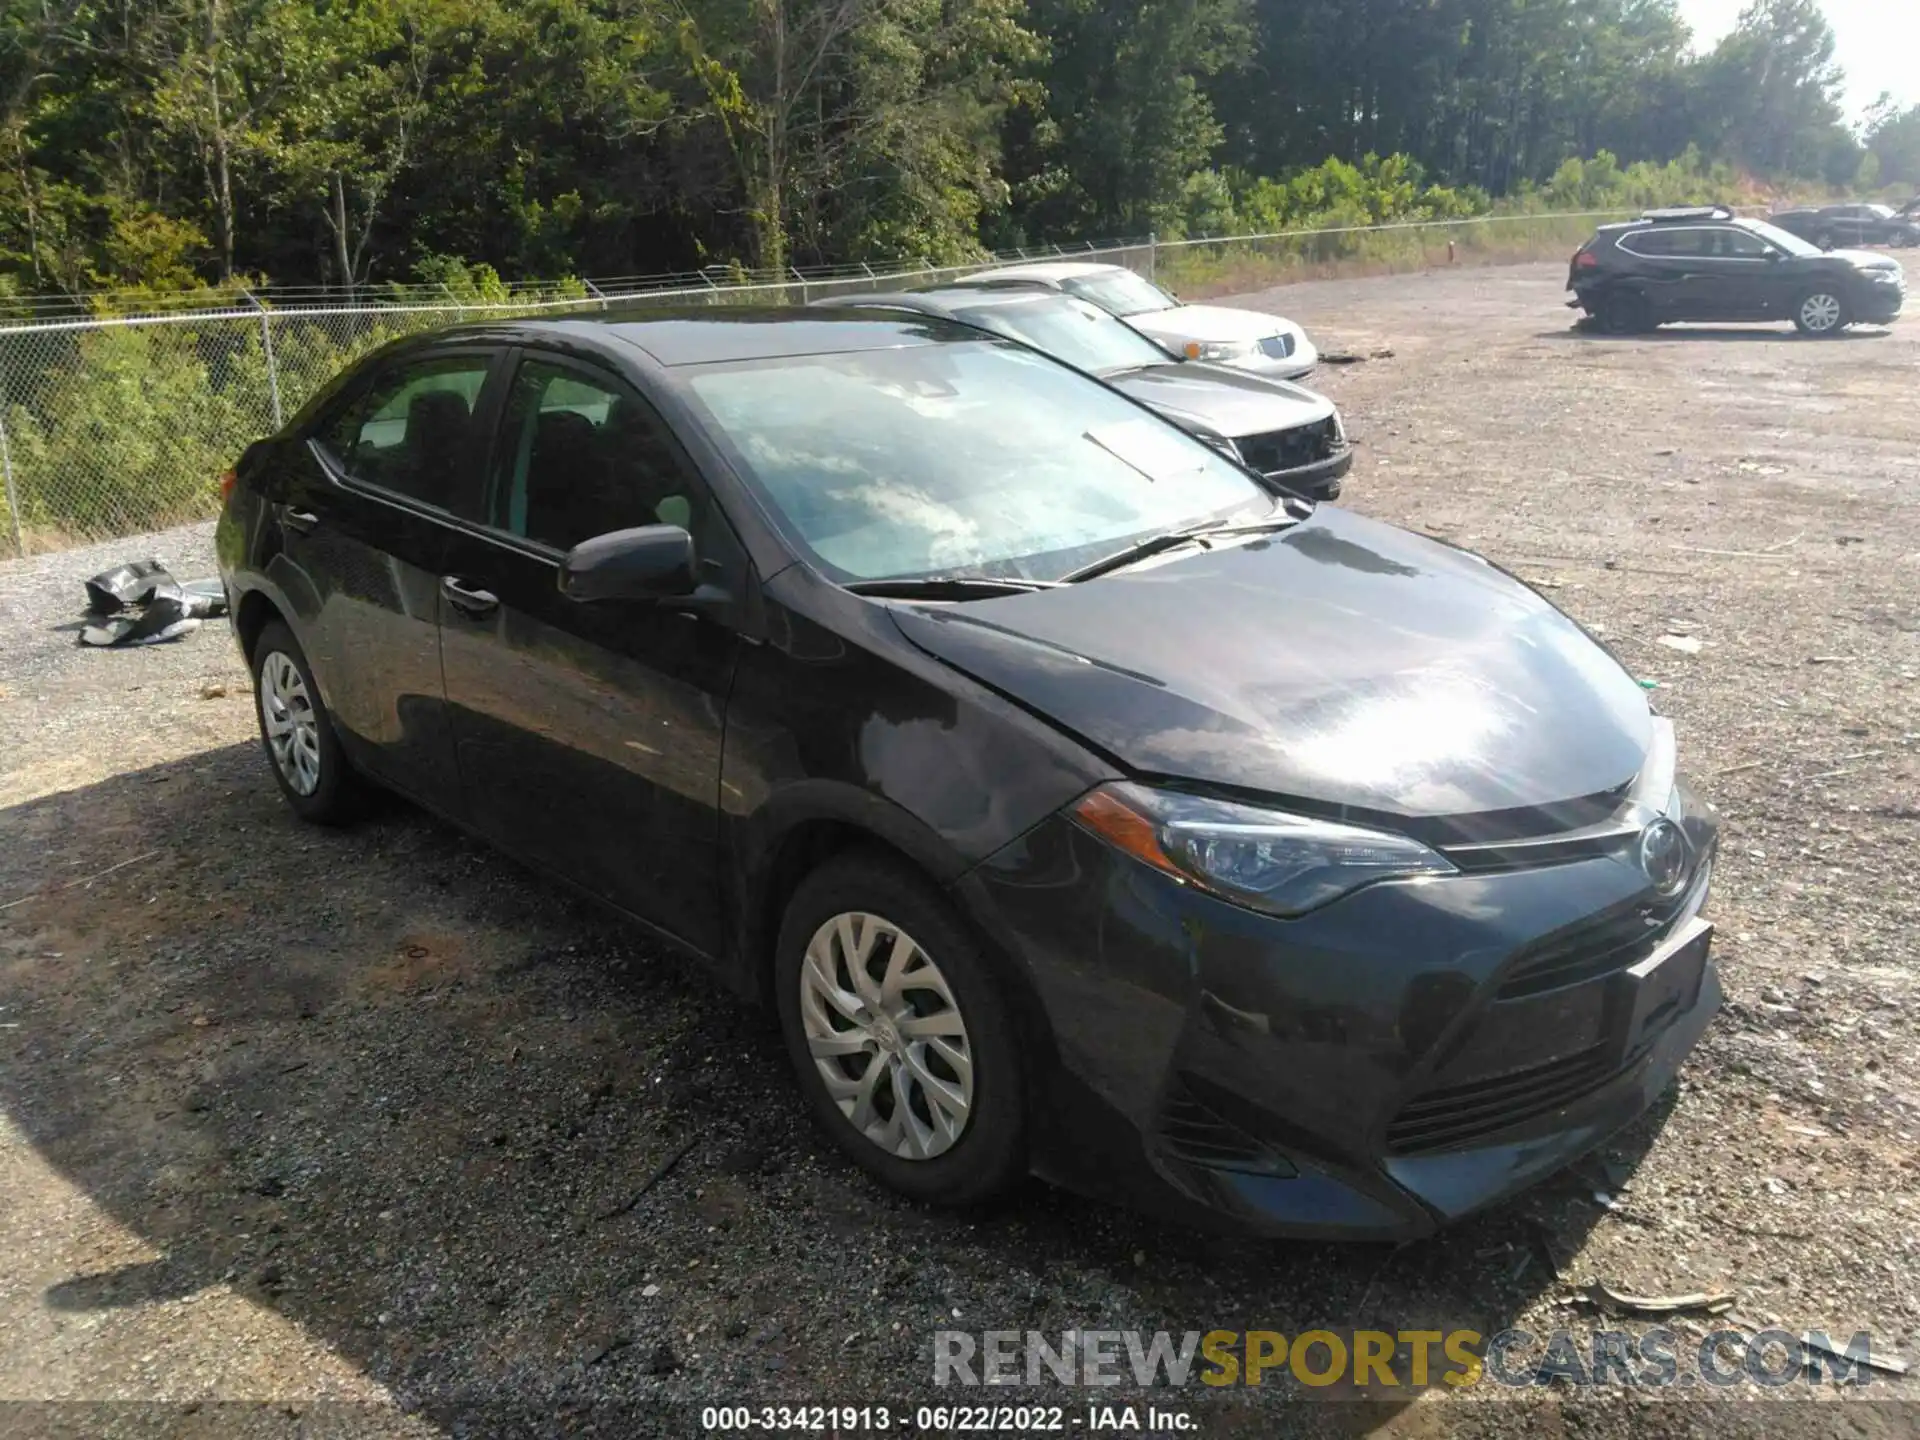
(819, 287), (1352, 500)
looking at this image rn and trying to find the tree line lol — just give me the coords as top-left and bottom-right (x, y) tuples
(0, 0), (1913, 298)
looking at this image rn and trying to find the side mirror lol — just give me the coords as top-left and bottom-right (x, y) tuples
(558, 524), (696, 602)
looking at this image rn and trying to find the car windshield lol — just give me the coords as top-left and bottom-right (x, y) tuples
(1865, 204), (1895, 220)
(948, 296), (1174, 375)
(1740, 219), (1820, 257)
(681, 340), (1267, 584)
(1058, 269), (1181, 318)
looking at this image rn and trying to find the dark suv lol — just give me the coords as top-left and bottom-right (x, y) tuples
(1568, 206), (1908, 336)
(1770, 202), (1920, 250)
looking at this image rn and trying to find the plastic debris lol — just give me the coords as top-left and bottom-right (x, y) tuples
(1656, 633), (1703, 654)
(79, 559), (226, 647)
(1586, 1281), (1736, 1317)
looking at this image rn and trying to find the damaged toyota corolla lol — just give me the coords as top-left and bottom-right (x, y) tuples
(218, 309), (1719, 1239)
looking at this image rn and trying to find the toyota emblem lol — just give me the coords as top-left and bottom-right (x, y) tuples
(1639, 819), (1689, 896)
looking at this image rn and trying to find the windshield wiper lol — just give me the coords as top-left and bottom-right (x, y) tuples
(843, 575), (1063, 601)
(1060, 514), (1303, 585)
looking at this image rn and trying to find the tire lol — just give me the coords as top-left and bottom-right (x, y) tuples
(250, 620), (367, 824)
(1815, 232), (1834, 251)
(774, 851), (1028, 1206)
(1598, 290), (1653, 335)
(1792, 288), (1850, 337)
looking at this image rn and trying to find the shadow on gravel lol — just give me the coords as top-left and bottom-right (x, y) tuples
(0, 744), (1676, 1433)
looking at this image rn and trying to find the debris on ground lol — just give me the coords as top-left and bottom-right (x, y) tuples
(1657, 633), (1704, 654)
(595, 1134), (700, 1220)
(1585, 1281), (1737, 1318)
(79, 558), (226, 647)
(1798, 1330), (1909, 1378)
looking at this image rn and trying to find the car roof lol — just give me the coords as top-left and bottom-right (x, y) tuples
(1637, 205), (1736, 224)
(957, 261), (1126, 283)
(854, 286), (1080, 312)
(425, 306), (978, 367)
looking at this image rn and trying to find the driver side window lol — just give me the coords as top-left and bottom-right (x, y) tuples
(488, 358), (704, 554)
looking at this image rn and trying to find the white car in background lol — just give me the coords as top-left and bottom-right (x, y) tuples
(952, 261), (1319, 379)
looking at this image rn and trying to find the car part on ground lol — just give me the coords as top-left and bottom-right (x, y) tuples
(216, 306), (1721, 1237)
(1567, 209), (1906, 335)
(78, 558), (227, 646)
(946, 261), (1321, 380)
(814, 287), (1351, 500)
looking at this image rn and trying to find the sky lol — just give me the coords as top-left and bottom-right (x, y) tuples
(1676, 0), (1918, 123)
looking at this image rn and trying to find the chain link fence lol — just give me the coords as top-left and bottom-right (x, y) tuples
(0, 214), (1626, 558)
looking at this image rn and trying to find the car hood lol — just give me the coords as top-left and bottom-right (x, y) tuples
(1830, 248), (1901, 272)
(1127, 304), (1297, 344)
(888, 507), (1654, 822)
(1106, 363), (1333, 438)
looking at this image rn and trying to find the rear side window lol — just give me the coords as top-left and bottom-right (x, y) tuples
(487, 358), (707, 554)
(316, 355), (492, 513)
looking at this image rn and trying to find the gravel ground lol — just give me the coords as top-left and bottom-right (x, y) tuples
(1, 259), (1916, 1439)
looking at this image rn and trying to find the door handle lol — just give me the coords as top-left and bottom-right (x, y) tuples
(440, 576), (499, 617)
(281, 508), (319, 535)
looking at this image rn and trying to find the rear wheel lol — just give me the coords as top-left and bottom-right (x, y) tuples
(251, 621), (367, 824)
(774, 852), (1028, 1206)
(1597, 290), (1654, 335)
(1793, 288), (1849, 336)
(1814, 231), (1834, 251)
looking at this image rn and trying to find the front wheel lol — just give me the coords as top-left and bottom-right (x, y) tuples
(774, 852), (1028, 1206)
(251, 620), (367, 824)
(1793, 289), (1849, 336)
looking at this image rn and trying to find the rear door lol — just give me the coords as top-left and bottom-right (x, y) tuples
(437, 349), (746, 955)
(1619, 227), (1713, 317)
(275, 348), (503, 810)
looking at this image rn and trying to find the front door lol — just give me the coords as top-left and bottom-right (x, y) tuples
(273, 349), (500, 811)
(437, 352), (744, 955)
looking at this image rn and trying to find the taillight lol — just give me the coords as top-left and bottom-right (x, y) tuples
(218, 468), (238, 503)
(1575, 251), (1600, 269)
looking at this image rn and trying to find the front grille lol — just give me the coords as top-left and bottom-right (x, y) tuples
(1157, 1075), (1293, 1175)
(1238, 418), (1337, 474)
(1386, 1045), (1617, 1154)
(1495, 860), (1709, 1000)
(1496, 909), (1663, 1000)
(1258, 333), (1296, 360)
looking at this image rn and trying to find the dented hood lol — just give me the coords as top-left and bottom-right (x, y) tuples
(888, 507), (1654, 821)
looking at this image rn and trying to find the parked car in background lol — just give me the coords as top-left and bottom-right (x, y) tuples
(949, 261), (1319, 379)
(817, 287), (1350, 499)
(218, 308), (1720, 1240)
(1568, 206), (1907, 335)
(1769, 202), (1920, 250)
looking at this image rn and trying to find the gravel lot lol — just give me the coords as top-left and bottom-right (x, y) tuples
(1, 259), (1916, 1438)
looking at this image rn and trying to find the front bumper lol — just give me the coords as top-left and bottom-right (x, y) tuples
(1855, 279), (1905, 324)
(959, 791), (1720, 1239)
(1263, 447), (1351, 501)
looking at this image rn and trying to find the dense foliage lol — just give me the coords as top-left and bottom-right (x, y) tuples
(0, 0), (1910, 294)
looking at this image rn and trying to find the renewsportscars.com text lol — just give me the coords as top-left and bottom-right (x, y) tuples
(933, 1327), (1896, 1390)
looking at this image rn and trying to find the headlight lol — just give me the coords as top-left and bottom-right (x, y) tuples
(1070, 783), (1456, 917)
(1184, 339), (1259, 362)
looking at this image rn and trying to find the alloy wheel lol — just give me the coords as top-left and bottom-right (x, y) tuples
(1799, 293), (1843, 333)
(798, 911), (974, 1161)
(259, 650), (322, 796)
